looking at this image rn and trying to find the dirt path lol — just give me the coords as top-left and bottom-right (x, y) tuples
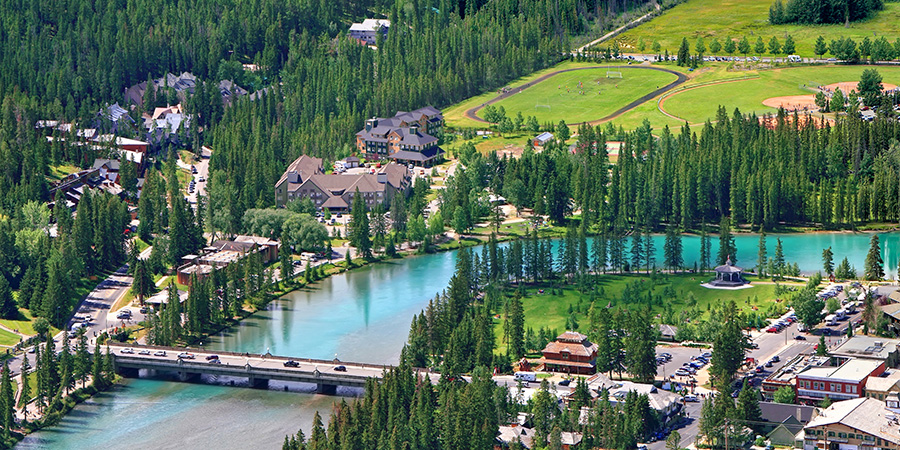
(463, 65), (687, 126)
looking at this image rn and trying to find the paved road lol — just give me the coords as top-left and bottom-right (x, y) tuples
(185, 146), (211, 208)
(463, 65), (687, 126)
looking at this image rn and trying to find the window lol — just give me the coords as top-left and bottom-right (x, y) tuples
(828, 432), (835, 437)
(838, 433), (847, 439)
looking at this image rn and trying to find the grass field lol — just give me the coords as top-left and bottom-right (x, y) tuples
(493, 273), (789, 353)
(478, 67), (678, 125)
(615, 0), (900, 58)
(659, 65), (900, 124)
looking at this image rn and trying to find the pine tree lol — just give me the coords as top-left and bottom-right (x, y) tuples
(864, 234), (884, 280)
(822, 247), (834, 276)
(75, 329), (91, 388)
(663, 226), (683, 272)
(756, 232), (767, 277)
(717, 217), (736, 266)
(18, 351), (31, 417)
(92, 340), (104, 388)
(677, 37), (691, 66)
(0, 362), (12, 440)
(773, 238), (786, 279)
(0, 275), (15, 319)
(349, 188), (372, 258)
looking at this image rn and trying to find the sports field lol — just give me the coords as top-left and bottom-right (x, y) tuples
(477, 67), (678, 124)
(615, 0), (900, 58)
(658, 65), (900, 124)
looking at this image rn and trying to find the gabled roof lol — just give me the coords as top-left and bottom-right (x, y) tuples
(805, 397), (900, 444)
(349, 19), (390, 32)
(759, 402), (816, 424)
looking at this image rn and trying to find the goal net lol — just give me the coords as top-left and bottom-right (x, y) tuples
(535, 101), (551, 111)
(606, 71), (623, 79)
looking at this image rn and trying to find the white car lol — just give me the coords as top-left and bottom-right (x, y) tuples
(683, 394), (699, 402)
(120, 347), (134, 354)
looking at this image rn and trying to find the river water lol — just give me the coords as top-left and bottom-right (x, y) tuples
(17, 231), (900, 449)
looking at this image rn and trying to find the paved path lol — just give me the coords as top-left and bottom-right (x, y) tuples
(463, 65), (687, 126)
(575, 4), (660, 53)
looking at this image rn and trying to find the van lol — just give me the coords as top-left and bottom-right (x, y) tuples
(788, 55), (801, 63)
(514, 371), (537, 383)
(825, 314), (838, 326)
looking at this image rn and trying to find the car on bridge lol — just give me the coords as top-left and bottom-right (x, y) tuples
(154, 350), (167, 357)
(178, 352), (196, 359)
(205, 355), (219, 361)
(139, 349), (151, 355)
(120, 347), (134, 354)
(283, 360), (300, 368)
(333, 365), (347, 372)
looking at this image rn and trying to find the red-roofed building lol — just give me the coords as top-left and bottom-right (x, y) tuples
(537, 331), (598, 375)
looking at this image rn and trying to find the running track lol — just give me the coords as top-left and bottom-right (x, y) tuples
(463, 65), (688, 126)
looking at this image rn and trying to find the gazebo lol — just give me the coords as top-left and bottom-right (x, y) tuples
(711, 257), (746, 287)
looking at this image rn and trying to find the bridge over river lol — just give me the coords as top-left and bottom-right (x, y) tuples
(108, 343), (441, 394)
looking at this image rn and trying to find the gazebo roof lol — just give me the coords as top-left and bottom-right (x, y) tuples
(715, 257), (742, 273)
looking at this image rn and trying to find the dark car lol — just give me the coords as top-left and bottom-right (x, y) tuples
(334, 365), (347, 372)
(794, 335), (807, 340)
(284, 360), (300, 368)
(558, 379), (571, 386)
(206, 354), (219, 361)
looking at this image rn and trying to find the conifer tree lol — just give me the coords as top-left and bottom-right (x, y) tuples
(865, 234), (884, 280)
(18, 352), (31, 418)
(0, 362), (11, 440)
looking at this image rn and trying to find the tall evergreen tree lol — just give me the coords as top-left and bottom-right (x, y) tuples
(864, 234), (884, 280)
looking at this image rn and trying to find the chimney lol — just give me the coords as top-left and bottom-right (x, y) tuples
(377, 172), (387, 184)
(366, 118), (377, 132)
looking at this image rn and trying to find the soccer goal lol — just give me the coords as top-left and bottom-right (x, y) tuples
(606, 70), (623, 79)
(535, 100), (551, 111)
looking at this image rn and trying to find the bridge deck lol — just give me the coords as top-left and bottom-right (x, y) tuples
(108, 344), (439, 388)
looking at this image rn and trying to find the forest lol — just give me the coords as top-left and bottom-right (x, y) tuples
(768, 0), (884, 25)
(438, 108), (900, 237)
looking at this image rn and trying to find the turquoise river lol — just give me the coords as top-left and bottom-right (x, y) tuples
(17, 231), (900, 449)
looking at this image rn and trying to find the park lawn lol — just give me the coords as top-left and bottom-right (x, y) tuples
(0, 327), (19, 347)
(133, 237), (150, 253)
(615, 0), (900, 58)
(443, 60), (627, 128)
(47, 164), (81, 182)
(481, 67), (678, 125)
(493, 273), (787, 353)
(662, 65), (900, 124)
(0, 308), (43, 336)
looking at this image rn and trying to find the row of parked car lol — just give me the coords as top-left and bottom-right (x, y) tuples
(675, 352), (712, 377)
(764, 312), (797, 333)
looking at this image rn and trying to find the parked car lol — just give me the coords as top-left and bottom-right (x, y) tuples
(284, 360), (300, 368)
(558, 379), (571, 386)
(683, 394), (699, 402)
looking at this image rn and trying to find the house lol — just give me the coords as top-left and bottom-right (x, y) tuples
(349, 19), (390, 45)
(98, 103), (135, 133)
(275, 155), (411, 210)
(537, 331), (598, 375)
(494, 424), (582, 450)
(758, 402), (818, 446)
(93, 159), (120, 183)
(123, 72), (247, 107)
(94, 134), (151, 153)
(658, 324), (679, 341)
(581, 373), (682, 417)
(803, 397), (900, 450)
(532, 132), (554, 147)
(830, 336), (900, 367)
(795, 358), (885, 404)
(867, 369), (900, 401)
(176, 235), (279, 286)
(142, 104), (193, 146)
(762, 355), (830, 401)
(881, 303), (900, 335)
(145, 289), (188, 307)
(860, 109), (876, 121)
(356, 107), (444, 167)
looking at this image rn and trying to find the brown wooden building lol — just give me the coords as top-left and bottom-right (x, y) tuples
(537, 331), (598, 375)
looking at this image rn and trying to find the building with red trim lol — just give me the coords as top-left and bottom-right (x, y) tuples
(537, 331), (598, 375)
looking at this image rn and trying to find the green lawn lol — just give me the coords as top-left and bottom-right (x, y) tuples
(444, 61), (629, 128)
(478, 67), (677, 125)
(615, 0), (900, 58)
(494, 273), (788, 353)
(661, 65), (900, 124)
(47, 164), (81, 182)
(0, 327), (20, 347)
(133, 237), (150, 253)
